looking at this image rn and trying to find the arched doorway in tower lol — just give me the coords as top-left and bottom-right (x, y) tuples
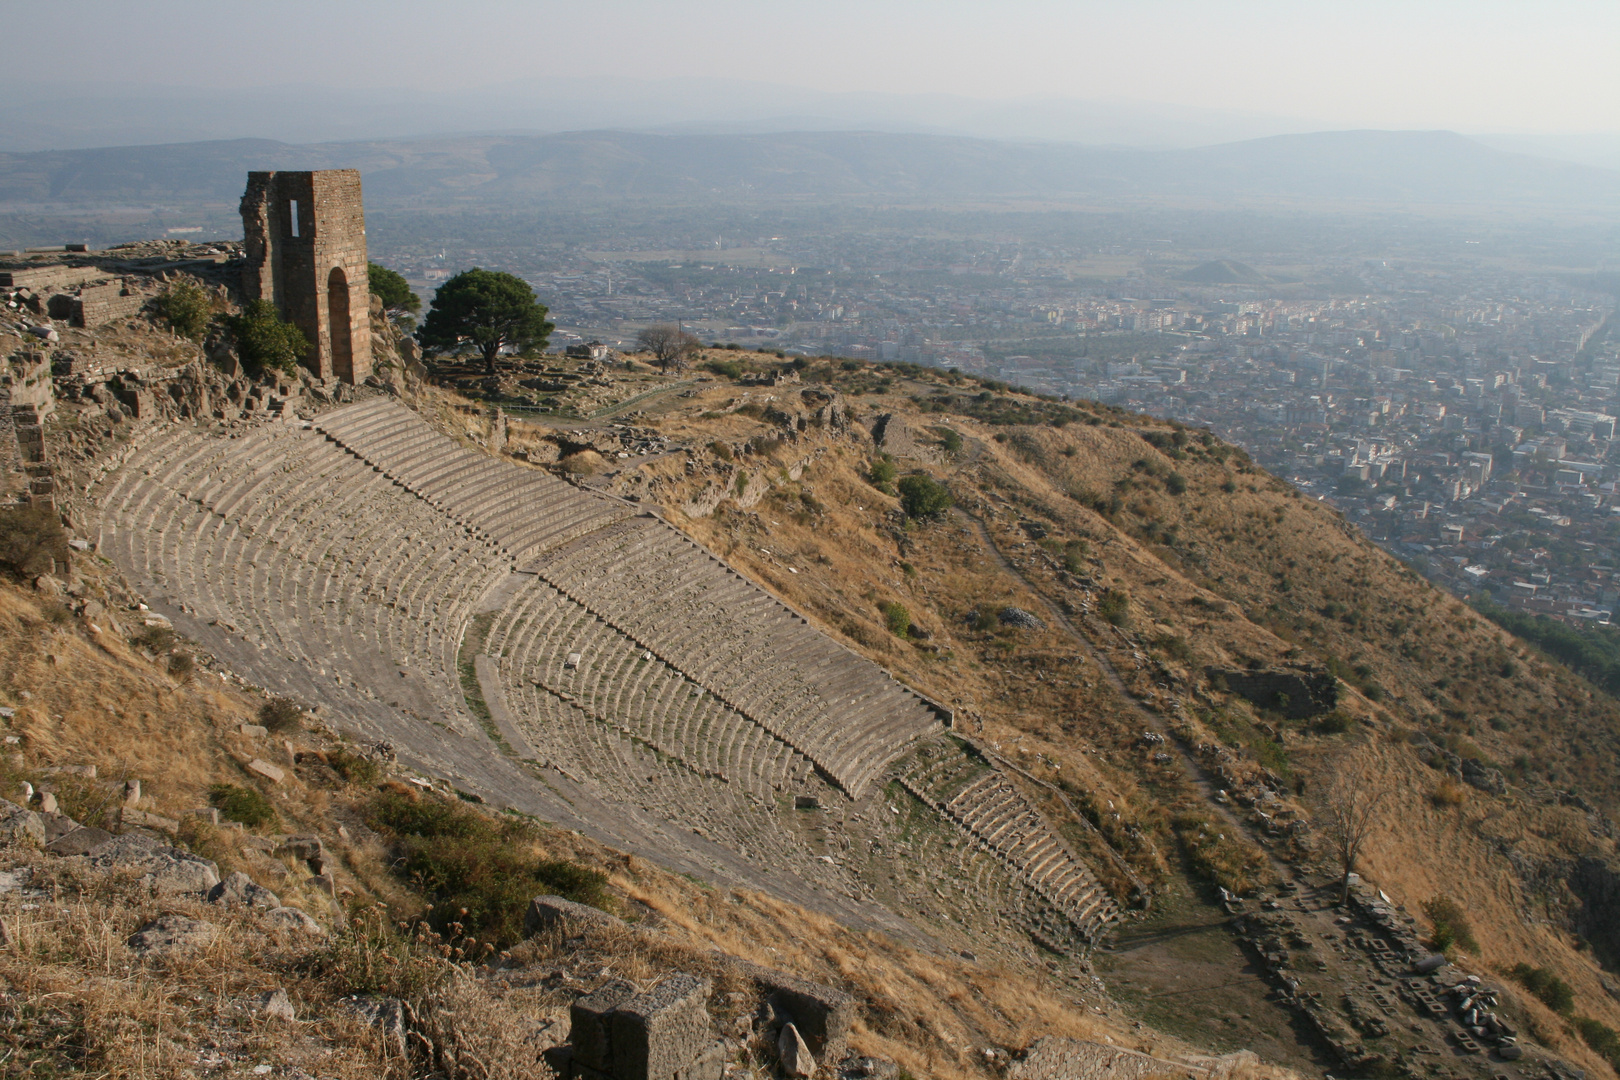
(327, 266), (354, 383)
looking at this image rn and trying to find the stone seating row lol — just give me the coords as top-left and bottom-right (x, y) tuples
(313, 400), (632, 562)
(99, 420), (512, 740)
(313, 400), (944, 799)
(503, 678), (846, 888)
(897, 746), (1118, 941)
(484, 577), (807, 800)
(532, 517), (940, 798)
(872, 784), (1091, 954)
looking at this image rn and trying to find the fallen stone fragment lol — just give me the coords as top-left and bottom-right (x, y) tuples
(779, 1021), (817, 1077)
(254, 988), (296, 1022)
(340, 996), (407, 1056)
(84, 833), (220, 895)
(208, 871), (281, 910)
(45, 822), (115, 856)
(524, 893), (624, 936)
(127, 914), (216, 956)
(264, 906), (323, 934)
(0, 798), (45, 846)
(245, 759), (285, 784)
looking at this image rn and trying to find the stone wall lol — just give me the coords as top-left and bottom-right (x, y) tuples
(71, 281), (144, 328)
(0, 351), (55, 478)
(240, 170), (372, 384)
(0, 266), (100, 291)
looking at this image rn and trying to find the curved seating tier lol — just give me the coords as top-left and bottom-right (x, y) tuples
(484, 576), (810, 801)
(500, 674), (849, 891)
(530, 516), (941, 798)
(96, 419), (510, 738)
(92, 401), (1119, 949)
(313, 397), (634, 563)
(315, 398), (942, 799)
(898, 741), (1119, 943)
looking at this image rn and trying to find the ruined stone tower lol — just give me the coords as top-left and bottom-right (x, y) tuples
(240, 170), (371, 384)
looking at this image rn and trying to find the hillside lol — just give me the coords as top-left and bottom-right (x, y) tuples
(1, 129), (1615, 213)
(5, 284), (1620, 1077)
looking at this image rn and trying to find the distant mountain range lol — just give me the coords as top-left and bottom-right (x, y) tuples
(0, 128), (1614, 213)
(0, 78), (1334, 153)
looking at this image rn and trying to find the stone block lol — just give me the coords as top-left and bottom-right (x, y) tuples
(525, 894), (624, 936)
(121, 807), (180, 832)
(246, 758), (285, 783)
(115, 387), (156, 420)
(0, 798), (45, 847)
(610, 974), (714, 1080)
(753, 968), (854, 1060)
(570, 979), (637, 1073)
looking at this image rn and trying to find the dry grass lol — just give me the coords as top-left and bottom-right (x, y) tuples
(0, 844), (395, 1079)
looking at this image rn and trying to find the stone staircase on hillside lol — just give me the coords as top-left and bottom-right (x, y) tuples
(898, 740), (1119, 945)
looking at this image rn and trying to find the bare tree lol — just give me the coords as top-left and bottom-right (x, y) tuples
(1316, 759), (1385, 905)
(637, 324), (700, 373)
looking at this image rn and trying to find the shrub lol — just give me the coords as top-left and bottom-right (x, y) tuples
(869, 457), (897, 488)
(535, 858), (610, 910)
(940, 428), (963, 454)
(1574, 1017), (1620, 1070)
(1422, 895), (1478, 954)
(705, 359), (743, 379)
(0, 505), (67, 580)
(259, 696), (303, 733)
(328, 746), (381, 787)
(367, 262), (421, 313)
(368, 791), (490, 840)
(317, 903), (451, 998)
(1510, 963), (1575, 1015)
(224, 299), (310, 376)
(368, 791), (610, 946)
(167, 652), (195, 679)
(209, 783), (277, 828)
(1062, 539), (1089, 574)
(897, 474), (953, 519)
(1165, 471), (1188, 496)
(155, 279), (213, 341)
(132, 624), (175, 653)
(1429, 779), (1467, 807)
(881, 601), (911, 637)
(1315, 711), (1354, 734)
(1098, 588), (1131, 627)
(1152, 634), (1192, 661)
(708, 440), (733, 462)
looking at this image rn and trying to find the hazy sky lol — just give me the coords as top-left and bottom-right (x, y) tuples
(10, 0), (1618, 134)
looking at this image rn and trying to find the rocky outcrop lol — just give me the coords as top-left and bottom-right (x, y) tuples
(1207, 666), (1338, 719)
